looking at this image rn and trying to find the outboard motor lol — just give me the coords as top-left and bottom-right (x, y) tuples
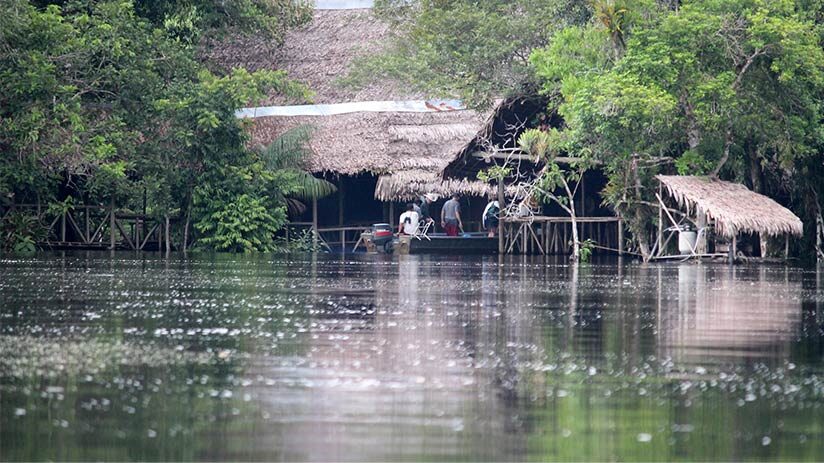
(371, 223), (394, 253)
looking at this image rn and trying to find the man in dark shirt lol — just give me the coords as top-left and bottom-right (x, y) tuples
(419, 194), (435, 223)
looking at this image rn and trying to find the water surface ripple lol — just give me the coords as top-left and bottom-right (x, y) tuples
(2, 253), (824, 461)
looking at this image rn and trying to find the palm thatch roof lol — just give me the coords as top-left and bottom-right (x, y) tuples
(375, 169), (521, 202)
(657, 175), (803, 238)
(214, 7), (499, 200)
(248, 110), (487, 174)
(204, 9), (422, 104)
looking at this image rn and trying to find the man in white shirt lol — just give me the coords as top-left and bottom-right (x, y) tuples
(398, 203), (420, 235)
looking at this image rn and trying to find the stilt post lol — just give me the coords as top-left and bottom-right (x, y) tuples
(657, 182), (663, 255)
(785, 235), (790, 260)
(338, 182), (344, 226)
(312, 196), (319, 249)
(109, 195), (116, 250)
(60, 211), (66, 242)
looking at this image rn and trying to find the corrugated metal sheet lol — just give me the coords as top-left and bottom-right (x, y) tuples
(314, 0), (374, 9)
(237, 100), (466, 118)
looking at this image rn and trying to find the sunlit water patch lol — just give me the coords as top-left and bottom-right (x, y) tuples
(2, 253), (824, 461)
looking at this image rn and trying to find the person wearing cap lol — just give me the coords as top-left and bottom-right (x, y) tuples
(420, 194), (436, 224)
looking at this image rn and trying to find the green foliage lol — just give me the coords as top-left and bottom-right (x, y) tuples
(1, 211), (44, 253)
(0, 0), (315, 252)
(527, 0), (824, 257)
(675, 150), (713, 175)
(579, 238), (596, 262)
(195, 192), (287, 253)
(192, 126), (335, 253)
(348, 0), (592, 106)
(276, 228), (324, 253)
(31, 0), (313, 42)
(477, 166), (512, 183)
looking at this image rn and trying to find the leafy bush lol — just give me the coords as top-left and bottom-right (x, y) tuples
(195, 193), (286, 253)
(1, 211), (44, 253)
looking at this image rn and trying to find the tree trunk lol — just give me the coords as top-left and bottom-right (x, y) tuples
(631, 157), (652, 261)
(815, 191), (824, 262)
(183, 209), (190, 252)
(682, 94), (702, 150)
(748, 147), (769, 256)
(497, 181), (505, 254)
(164, 215), (170, 254)
(570, 211), (580, 262)
(562, 178), (580, 262)
(712, 128), (733, 177)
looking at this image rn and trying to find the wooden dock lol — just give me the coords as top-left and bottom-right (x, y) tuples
(501, 216), (624, 255)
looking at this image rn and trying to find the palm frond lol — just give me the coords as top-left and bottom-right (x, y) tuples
(285, 198), (307, 216)
(260, 125), (316, 170)
(289, 170), (338, 200)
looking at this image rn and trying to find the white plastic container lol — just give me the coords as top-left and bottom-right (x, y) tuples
(678, 231), (697, 254)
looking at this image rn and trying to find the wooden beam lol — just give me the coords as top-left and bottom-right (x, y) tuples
(470, 152), (600, 165)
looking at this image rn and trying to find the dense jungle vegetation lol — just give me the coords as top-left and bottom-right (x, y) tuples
(362, 0), (824, 260)
(3, 0), (824, 258)
(0, 0), (333, 252)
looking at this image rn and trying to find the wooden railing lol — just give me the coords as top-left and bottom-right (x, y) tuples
(502, 216), (624, 255)
(1, 204), (171, 251)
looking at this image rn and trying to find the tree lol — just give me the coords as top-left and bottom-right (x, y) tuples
(345, 0), (591, 107)
(0, 0), (315, 252)
(517, 128), (596, 262)
(30, 0), (313, 44)
(529, 0), (824, 259)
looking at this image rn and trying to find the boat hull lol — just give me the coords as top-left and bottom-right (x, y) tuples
(397, 234), (497, 255)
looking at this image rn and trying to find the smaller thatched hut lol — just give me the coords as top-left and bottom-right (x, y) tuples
(657, 175), (802, 238)
(656, 175), (802, 259)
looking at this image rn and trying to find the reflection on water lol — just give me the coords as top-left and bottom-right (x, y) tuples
(664, 266), (802, 361)
(1, 253), (824, 461)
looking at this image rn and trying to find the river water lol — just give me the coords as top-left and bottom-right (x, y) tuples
(1, 253), (824, 461)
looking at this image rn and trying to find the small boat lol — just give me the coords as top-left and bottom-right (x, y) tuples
(395, 233), (497, 255)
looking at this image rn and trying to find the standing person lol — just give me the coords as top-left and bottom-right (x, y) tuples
(482, 198), (500, 238)
(413, 199), (422, 215)
(419, 194), (436, 224)
(398, 203), (420, 236)
(441, 194), (463, 237)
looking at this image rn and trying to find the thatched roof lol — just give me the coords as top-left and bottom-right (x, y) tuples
(204, 9), (423, 104)
(375, 169), (521, 202)
(248, 110), (489, 175)
(216, 7), (497, 200)
(657, 175), (803, 238)
(441, 97), (548, 180)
